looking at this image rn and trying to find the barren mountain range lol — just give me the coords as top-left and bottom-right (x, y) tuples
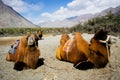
(39, 5), (120, 27)
(0, 0), (37, 28)
(0, 0), (120, 28)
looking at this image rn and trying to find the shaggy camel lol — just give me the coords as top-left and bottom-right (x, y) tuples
(56, 29), (111, 70)
(56, 32), (90, 66)
(6, 33), (40, 70)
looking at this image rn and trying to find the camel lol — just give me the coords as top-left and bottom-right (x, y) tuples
(6, 33), (40, 70)
(56, 32), (90, 65)
(56, 29), (111, 70)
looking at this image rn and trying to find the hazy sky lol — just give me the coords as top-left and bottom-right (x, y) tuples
(2, 0), (120, 25)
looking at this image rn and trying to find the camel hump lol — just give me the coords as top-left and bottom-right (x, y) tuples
(63, 39), (75, 53)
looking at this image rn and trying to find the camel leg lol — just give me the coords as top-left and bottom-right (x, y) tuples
(74, 61), (94, 70)
(6, 54), (14, 61)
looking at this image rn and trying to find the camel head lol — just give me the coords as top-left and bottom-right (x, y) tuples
(27, 33), (39, 47)
(93, 29), (108, 41)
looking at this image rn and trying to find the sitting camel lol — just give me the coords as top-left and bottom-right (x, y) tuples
(56, 32), (90, 65)
(56, 29), (111, 70)
(6, 33), (40, 70)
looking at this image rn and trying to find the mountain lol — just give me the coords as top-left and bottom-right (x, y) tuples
(94, 6), (120, 17)
(39, 14), (94, 28)
(39, 20), (78, 27)
(39, 5), (120, 27)
(0, 0), (37, 28)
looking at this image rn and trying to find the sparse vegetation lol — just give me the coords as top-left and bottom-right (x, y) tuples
(0, 11), (120, 37)
(0, 28), (40, 36)
(70, 11), (120, 36)
(0, 27), (70, 37)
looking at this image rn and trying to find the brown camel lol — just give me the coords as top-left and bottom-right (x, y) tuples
(56, 32), (90, 65)
(6, 33), (41, 70)
(56, 29), (111, 70)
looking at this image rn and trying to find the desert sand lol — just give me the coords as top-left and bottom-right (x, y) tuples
(0, 33), (120, 80)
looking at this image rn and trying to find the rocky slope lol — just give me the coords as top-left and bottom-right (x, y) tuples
(0, 0), (37, 28)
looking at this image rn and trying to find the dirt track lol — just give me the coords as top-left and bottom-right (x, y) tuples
(0, 34), (120, 80)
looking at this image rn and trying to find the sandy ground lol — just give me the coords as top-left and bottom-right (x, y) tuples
(0, 34), (120, 80)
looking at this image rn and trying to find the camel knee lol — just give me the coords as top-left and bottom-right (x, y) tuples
(6, 54), (13, 61)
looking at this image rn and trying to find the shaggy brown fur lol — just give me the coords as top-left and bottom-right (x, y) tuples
(56, 29), (110, 70)
(56, 32), (90, 65)
(87, 29), (109, 68)
(6, 34), (40, 70)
